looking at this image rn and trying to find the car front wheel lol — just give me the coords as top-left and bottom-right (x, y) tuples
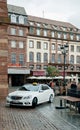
(32, 97), (38, 108)
(49, 94), (54, 103)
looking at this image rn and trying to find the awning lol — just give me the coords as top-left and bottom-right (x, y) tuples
(8, 68), (30, 74)
(31, 70), (45, 76)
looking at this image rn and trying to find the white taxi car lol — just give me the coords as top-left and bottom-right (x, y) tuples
(6, 84), (54, 108)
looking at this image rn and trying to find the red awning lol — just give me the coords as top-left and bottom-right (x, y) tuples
(31, 70), (45, 76)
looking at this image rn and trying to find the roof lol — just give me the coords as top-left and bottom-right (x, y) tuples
(28, 15), (77, 28)
(7, 4), (27, 16)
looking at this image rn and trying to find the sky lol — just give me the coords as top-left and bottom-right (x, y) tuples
(7, 0), (80, 29)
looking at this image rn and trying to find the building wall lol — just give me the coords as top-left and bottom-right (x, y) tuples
(0, 0), (9, 98)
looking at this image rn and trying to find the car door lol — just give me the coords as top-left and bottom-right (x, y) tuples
(38, 85), (50, 103)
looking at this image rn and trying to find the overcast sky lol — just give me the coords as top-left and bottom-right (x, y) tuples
(7, 0), (80, 29)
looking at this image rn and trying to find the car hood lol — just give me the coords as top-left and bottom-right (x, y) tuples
(8, 91), (38, 97)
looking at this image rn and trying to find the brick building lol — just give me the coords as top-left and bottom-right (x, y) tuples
(0, 0), (9, 98)
(7, 4), (80, 86)
(0, 1), (80, 98)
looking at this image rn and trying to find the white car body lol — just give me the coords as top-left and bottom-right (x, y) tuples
(6, 84), (54, 107)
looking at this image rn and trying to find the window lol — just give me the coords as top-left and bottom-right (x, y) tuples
(51, 54), (55, 63)
(57, 44), (61, 51)
(76, 66), (80, 71)
(71, 45), (74, 52)
(58, 66), (62, 70)
(52, 43), (55, 50)
(11, 41), (16, 48)
(76, 46), (80, 52)
(43, 65), (48, 69)
(44, 29), (47, 36)
(36, 65), (41, 69)
(19, 29), (23, 36)
(11, 28), (16, 35)
(63, 33), (67, 39)
(58, 54), (61, 63)
(36, 23), (40, 27)
(70, 34), (73, 40)
(29, 22), (34, 25)
(53, 25), (57, 30)
(76, 56), (80, 64)
(29, 65), (34, 70)
(61, 27), (66, 31)
(43, 42), (48, 50)
(37, 28), (40, 35)
(11, 53), (16, 64)
(19, 54), (24, 65)
(76, 35), (80, 40)
(51, 31), (55, 37)
(43, 23), (48, 28)
(41, 85), (49, 90)
(58, 32), (61, 38)
(19, 15), (24, 24)
(29, 52), (34, 62)
(36, 52), (41, 62)
(19, 41), (24, 48)
(11, 14), (16, 23)
(24, 17), (27, 24)
(70, 55), (74, 64)
(29, 27), (34, 34)
(29, 41), (34, 48)
(37, 41), (41, 49)
(44, 53), (48, 62)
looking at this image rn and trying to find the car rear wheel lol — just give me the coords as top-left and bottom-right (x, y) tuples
(32, 97), (38, 108)
(49, 94), (53, 103)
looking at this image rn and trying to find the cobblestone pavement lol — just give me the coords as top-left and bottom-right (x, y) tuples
(0, 87), (80, 130)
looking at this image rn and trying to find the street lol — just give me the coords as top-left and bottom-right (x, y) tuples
(0, 95), (80, 130)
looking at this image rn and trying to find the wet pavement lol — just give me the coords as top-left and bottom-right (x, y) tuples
(0, 87), (80, 130)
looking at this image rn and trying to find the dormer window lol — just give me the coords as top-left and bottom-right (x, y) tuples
(43, 23), (48, 28)
(61, 27), (66, 31)
(19, 15), (24, 24)
(11, 14), (16, 23)
(52, 25), (57, 30)
(70, 28), (73, 31)
(36, 23), (41, 27)
(29, 22), (34, 25)
(74, 28), (78, 32)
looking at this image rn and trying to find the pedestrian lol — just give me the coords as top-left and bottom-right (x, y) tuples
(49, 80), (55, 90)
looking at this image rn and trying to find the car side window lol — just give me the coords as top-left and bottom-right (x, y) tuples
(42, 85), (49, 90)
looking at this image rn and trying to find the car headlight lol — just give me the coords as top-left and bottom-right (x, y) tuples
(23, 95), (32, 99)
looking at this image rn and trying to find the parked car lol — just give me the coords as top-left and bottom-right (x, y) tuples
(6, 83), (54, 108)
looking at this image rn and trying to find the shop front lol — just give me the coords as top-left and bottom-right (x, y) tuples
(8, 68), (30, 87)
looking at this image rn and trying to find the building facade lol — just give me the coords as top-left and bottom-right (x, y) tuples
(7, 4), (80, 86)
(7, 4), (30, 86)
(27, 15), (80, 79)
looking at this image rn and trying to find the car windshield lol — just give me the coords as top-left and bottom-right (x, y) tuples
(18, 84), (39, 92)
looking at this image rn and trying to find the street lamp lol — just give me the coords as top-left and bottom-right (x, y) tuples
(60, 43), (69, 91)
(55, 43), (69, 109)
